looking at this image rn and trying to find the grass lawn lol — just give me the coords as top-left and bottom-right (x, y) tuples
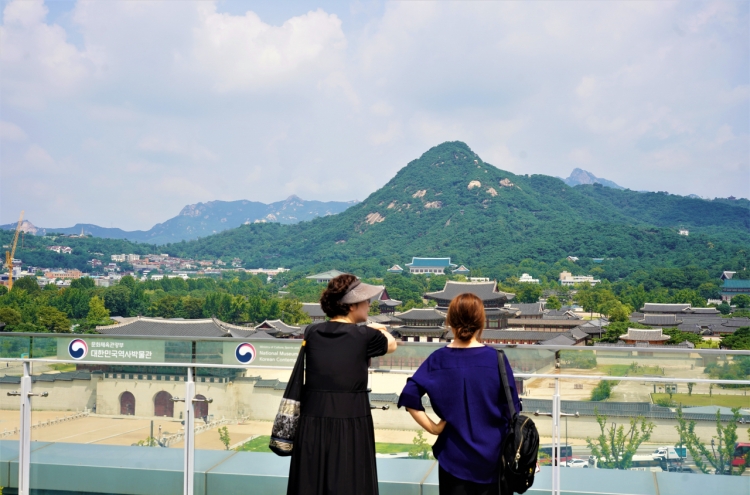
(376, 443), (413, 454)
(235, 437), (419, 455)
(651, 393), (750, 408)
(236, 435), (272, 452)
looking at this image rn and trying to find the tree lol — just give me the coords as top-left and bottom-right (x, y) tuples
(87, 296), (110, 325)
(717, 302), (731, 315)
(598, 300), (631, 322)
(12, 277), (40, 295)
(516, 284), (543, 303)
(408, 430), (432, 459)
(590, 381), (612, 401)
(586, 409), (654, 470)
(0, 307), (22, 328)
(675, 406), (746, 475)
(545, 295), (562, 310)
(721, 327), (750, 350)
(37, 307), (71, 333)
(732, 294), (750, 309)
(687, 382), (694, 396)
(369, 300), (381, 316)
(218, 426), (231, 450)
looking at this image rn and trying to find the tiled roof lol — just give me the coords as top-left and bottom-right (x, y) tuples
(722, 279), (750, 288)
(483, 330), (575, 342)
(508, 302), (544, 315)
(247, 330), (278, 340)
(641, 303), (691, 313)
(393, 326), (447, 337)
(396, 308), (447, 322)
(544, 310), (581, 320)
(301, 303), (326, 318)
(620, 328), (670, 342)
(368, 314), (403, 325)
(256, 319), (301, 334)
(540, 335), (576, 346)
(96, 317), (231, 337)
(424, 281), (514, 302)
(638, 314), (682, 326)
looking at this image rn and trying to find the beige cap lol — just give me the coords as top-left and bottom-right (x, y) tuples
(340, 281), (384, 304)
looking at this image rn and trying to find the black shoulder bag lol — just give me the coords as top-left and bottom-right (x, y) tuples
(497, 349), (539, 495)
(269, 326), (310, 456)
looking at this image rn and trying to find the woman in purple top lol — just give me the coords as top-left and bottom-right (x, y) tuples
(398, 293), (521, 495)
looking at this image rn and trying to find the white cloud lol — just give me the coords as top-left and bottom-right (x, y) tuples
(0, 0), (747, 228)
(0, 121), (27, 141)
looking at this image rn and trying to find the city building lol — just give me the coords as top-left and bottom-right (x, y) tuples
(720, 279), (750, 302)
(559, 271), (600, 286)
(111, 254), (126, 262)
(47, 246), (73, 254)
(43, 269), (83, 280)
(518, 273), (539, 284)
(405, 257), (457, 275)
(387, 265), (404, 274)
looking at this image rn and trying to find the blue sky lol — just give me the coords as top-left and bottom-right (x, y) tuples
(1, 0), (748, 229)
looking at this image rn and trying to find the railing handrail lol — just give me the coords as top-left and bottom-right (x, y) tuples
(2, 332), (749, 355)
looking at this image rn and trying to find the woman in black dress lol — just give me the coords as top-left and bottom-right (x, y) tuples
(287, 273), (397, 495)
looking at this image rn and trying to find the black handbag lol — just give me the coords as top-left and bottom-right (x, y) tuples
(497, 349), (539, 495)
(269, 327), (310, 456)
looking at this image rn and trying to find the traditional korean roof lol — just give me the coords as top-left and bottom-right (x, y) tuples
(396, 308), (447, 322)
(96, 316), (246, 338)
(688, 307), (720, 315)
(722, 279), (750, 289)
(453, 265), (470, 274)
(424, 281), (514, 303)
(638, 314), (683, 326)
(544, 310), (581, 320)
(619, 328), (670, 342)
(506, 318), (582, 328)
(367, 314), (403, 325)
(507, 302), (544, 316)
(306, 270), (348, 281)
(255, 319), (301, 335)
(387, 265), (404, 272)
(540, 335), (576, 346)
(247, 330), (278, 340)
(641, 303), (691, 313)
(379, 299), (402, 307)
(393, 326), (447, 338)
(406, 257), (457, 268)
(301, 303), (326, 318)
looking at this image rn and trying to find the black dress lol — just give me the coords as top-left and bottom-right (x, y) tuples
(287, 321), (389, 495)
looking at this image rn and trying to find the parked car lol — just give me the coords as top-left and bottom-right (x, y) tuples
(563, 458), (591, 468)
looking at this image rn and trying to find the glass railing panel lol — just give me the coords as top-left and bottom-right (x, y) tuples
(0, 335), (30, 359)
(186, 364), (293, 457)
(0, 357), (21, 487)
(27, 357), (186, 493)
(559, 374), (750, 495)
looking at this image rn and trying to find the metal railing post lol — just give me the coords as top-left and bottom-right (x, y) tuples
(183, 368), (195, 495)
(552, 377), (560, 495)
(18, 360), (32, 495)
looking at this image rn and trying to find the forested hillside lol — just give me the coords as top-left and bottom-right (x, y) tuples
(166, 142), (749, 278)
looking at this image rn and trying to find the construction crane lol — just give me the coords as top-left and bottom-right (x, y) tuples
(4, 211), (24, 291)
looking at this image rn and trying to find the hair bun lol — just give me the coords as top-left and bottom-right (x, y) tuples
(320, 274), (357, 318)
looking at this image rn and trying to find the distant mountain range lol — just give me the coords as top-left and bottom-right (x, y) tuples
(1, 196), (358, 245)
(167, 141), (749, 275)
(561, 168), (624, 189)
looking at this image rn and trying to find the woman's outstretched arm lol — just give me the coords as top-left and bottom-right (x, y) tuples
(406, 408), (446, 435)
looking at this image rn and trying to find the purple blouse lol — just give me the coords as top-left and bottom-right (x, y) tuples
(397, 345), (521, 484)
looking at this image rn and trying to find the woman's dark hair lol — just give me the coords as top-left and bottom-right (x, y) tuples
(320, 273), (358, 318)
(446, 293), (486, 342)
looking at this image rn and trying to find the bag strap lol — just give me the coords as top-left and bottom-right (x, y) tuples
(497, 349), (517, 420)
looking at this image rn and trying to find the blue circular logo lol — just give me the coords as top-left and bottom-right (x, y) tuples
(68, 339), (88, 360)
(235, 343), (256, 364)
